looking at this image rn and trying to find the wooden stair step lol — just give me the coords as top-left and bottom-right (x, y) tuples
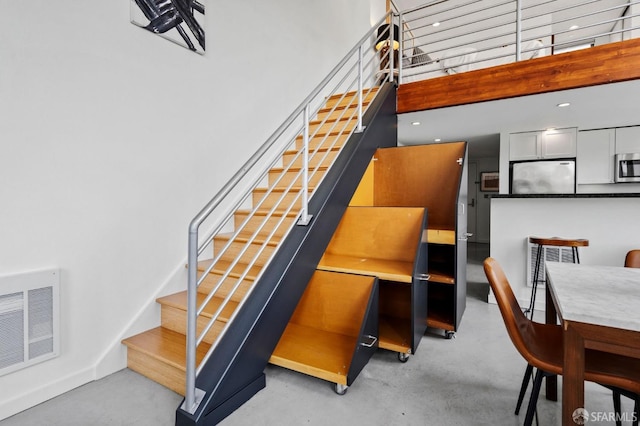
(308, 116), (358, 134)
(253, 186), (314, 195)
(214, 232), (282, 248)
(324, 90), (378, 109)
(268, 165), (328, 187)
(251, 186), (314, 210)
(198, 258), (264, 281)
(233, 209), (299, 238)
(294, 133), (350, 151)
(283, 146), (341, 168)
(122, 326), (210, 395)
(159, 291), (239, 321)
(212, 236), (277, 267)
(195, 271), (255, 300)
(158, 291), (239, 344)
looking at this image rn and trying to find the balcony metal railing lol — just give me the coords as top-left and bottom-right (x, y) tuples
(182, 12), (397, 414)
(398, 0), (640, 83)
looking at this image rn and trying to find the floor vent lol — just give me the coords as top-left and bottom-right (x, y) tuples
(0, 269), (59, 376)
(526, 239), (575, 288)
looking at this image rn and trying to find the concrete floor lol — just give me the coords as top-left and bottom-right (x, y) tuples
(1, 243), (634, 425)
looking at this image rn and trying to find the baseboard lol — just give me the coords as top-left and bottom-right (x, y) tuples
(0, 366), (94, 421)
(94, 260), (189, 379)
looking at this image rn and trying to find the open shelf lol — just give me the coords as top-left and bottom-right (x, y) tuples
(378, 280), (413, 354)
(426, 284), (456, 331)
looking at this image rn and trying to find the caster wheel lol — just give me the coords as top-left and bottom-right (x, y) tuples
(445, 331), (456, 340)
(334, 383), (348, 395)
(397, 352), (410, 363)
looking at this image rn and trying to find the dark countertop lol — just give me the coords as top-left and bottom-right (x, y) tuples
(491, 193), (640, 198)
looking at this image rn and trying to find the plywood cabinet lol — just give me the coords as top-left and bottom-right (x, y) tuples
(350, 142), (468, 338)
(317, 206), (429, 356)
(270, 270), (379, 394)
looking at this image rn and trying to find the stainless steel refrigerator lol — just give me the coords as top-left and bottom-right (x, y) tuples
(510, 160), (576, 194)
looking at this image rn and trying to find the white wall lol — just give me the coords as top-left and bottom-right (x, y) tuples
(0, 0), (381, 419)
(490, 197), (640, 309)
(469, 156), (499, 243)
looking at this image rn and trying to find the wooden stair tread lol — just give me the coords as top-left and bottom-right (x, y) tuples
(158, 291), (239, 321)
(317, 253), (414, 283)
(197, 259), (262, 280)
(122, 326), (210, 371)
(326, 88), (377, 100)
(284, 145), (341, 155)
(309, 116), (355, 126)
(269, 322), (354, 385)
(295, 130), (352, 139)
(253, 186), (314, 194)
(269, 165), (328, 173)
(235, 209), (298, 217)
(215, 232), (282, 247)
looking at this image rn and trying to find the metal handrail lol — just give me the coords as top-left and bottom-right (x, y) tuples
(182, 11), (397, 413)
(399, 0), (640, 83)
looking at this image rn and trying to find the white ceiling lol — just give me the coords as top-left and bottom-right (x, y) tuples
(397, 79), (640, 157)
(392, 0), (637, 158)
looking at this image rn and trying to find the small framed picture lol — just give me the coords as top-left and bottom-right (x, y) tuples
(480, 172), (499, 192)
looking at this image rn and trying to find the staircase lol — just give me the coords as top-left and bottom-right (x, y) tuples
(121, 89), (380, 397)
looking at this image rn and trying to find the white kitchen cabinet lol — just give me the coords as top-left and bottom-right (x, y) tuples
(509, 132), (540, 160)
(615, 126), (640, 154)
(577, 128), (615, 184)
(510, 128), (576, 161)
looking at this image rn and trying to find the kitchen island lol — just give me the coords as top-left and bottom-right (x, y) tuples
(489, 193), (640, 309)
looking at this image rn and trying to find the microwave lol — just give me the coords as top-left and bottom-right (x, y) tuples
(615, 153), (640, 183)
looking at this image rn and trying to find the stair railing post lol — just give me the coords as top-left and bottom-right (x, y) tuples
(516, 0), (522, 61)
(356, 45), (364, 133)
(297, 104), (312, 226)
(398, 12), (403, 82)
(389, 20), (395, 83)
(184, 228), (198, 413)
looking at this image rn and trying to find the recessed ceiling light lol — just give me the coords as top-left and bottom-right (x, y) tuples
(546, 127), (557, 132)
(411, 121), (421, 126)
(557, 102), (571, 107)
(432, 22), (440, 27)
(434, 138), (441, 142)
(570, 25), (579, 30)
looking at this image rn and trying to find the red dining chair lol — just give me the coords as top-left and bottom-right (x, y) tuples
(484, 257), (640, 426)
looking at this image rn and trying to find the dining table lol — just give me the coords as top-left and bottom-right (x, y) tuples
(544, 261), (640, 425)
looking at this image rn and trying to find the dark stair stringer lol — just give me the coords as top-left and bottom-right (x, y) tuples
(175, 82), (398, 426)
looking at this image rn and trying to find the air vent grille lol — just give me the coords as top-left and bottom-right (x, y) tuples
(0, 269), (59, 376)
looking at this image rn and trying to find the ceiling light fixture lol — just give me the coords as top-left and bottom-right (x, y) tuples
(557, 102), (571, 108)
(432, 22), (440, 27)
(434, 138), (441, 142)
(411, 121), (421, 126)
(570, 25), (580, 30)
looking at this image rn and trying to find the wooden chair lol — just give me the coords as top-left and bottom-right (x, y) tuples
(626, 249), (640, 268)
(611, 249), (640, 426)
(484, 257), (640, 426)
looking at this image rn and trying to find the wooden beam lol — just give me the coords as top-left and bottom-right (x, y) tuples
(397, 38), (640, 113)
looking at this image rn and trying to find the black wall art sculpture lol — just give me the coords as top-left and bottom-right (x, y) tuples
(131, 0), (205, 54)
